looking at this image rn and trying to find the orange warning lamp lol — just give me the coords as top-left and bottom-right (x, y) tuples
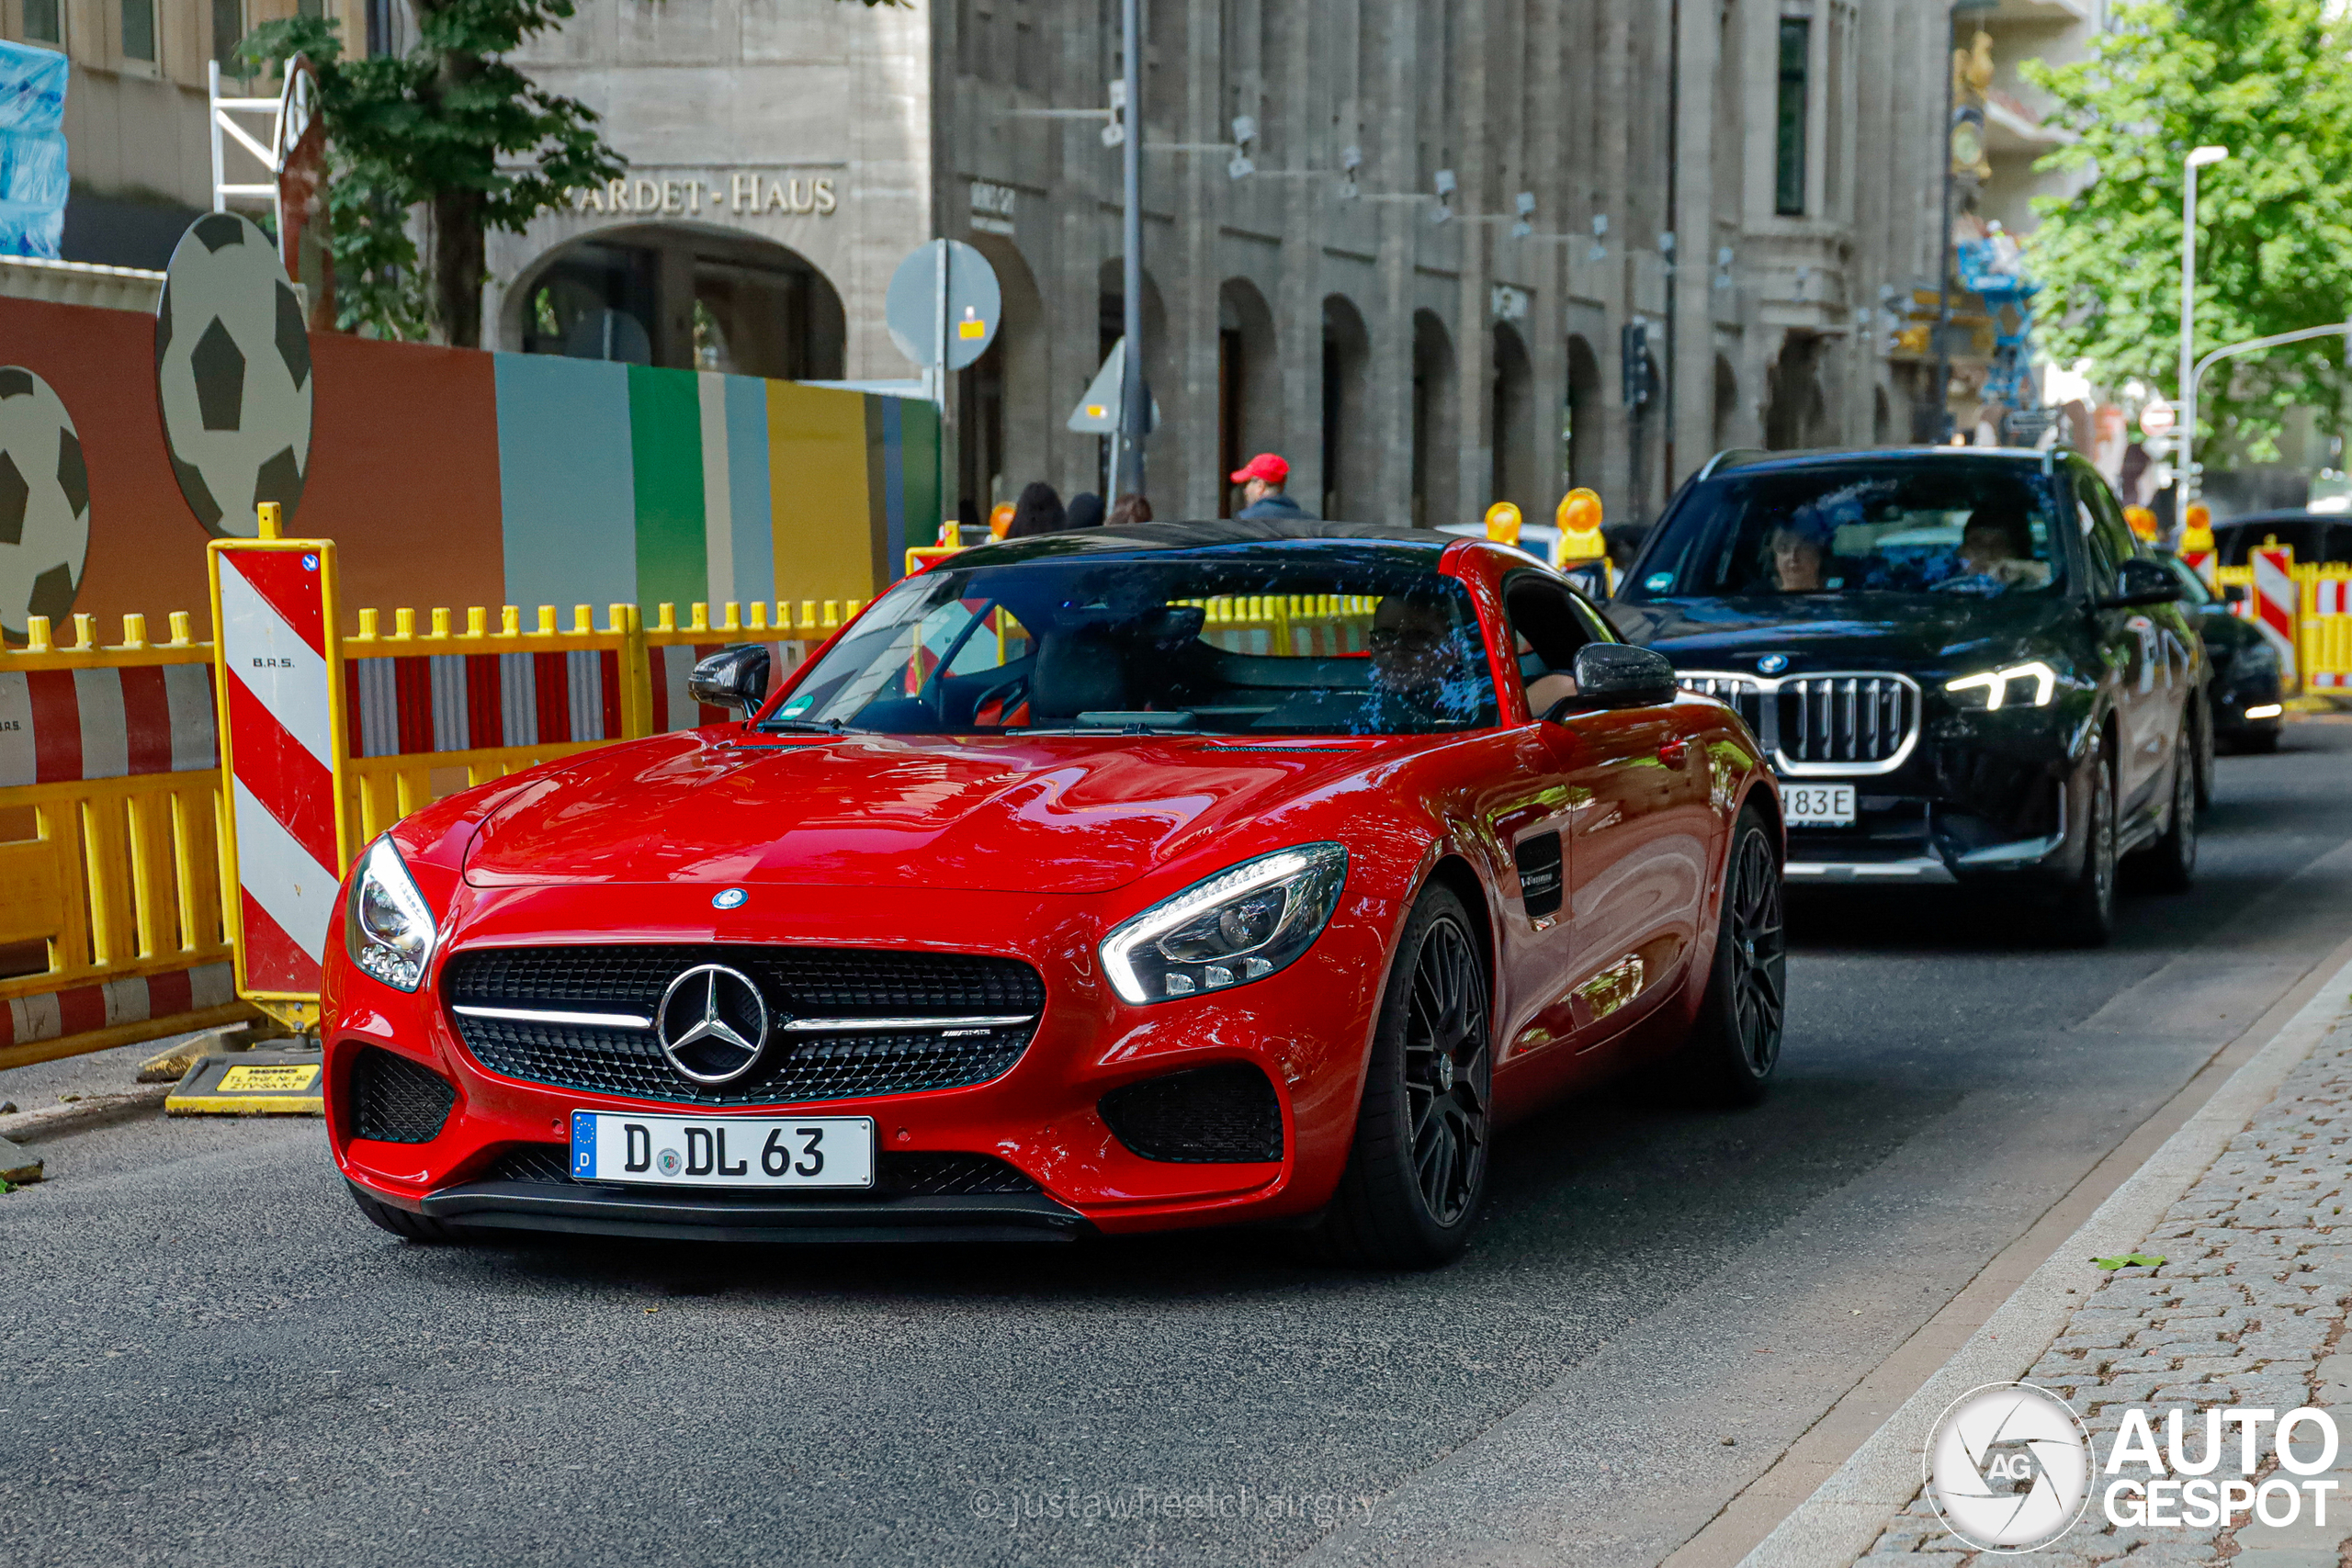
(1484, 502), (1522, 546)
(989, 502), (1015, 540)
(1556, 488), (1606, 563)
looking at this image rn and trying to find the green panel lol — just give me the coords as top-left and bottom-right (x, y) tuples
(627, 364), (708, 610)
(899, 396), (943, 557)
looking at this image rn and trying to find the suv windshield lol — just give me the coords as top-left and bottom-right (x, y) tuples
(1627, 458), (2068, 601)
(766, 546), (1497, 737)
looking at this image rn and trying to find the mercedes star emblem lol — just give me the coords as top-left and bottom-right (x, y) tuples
(654, 964), (770, 1085)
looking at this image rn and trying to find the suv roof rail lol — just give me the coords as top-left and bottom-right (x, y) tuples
(1696, 448), (1769, 479)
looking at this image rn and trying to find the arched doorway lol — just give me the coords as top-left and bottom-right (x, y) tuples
(1764, 333), (1830, 450)
(1412, 310), (1458, 528)
(1321, 294), (1374, 523)
(1218, 279), (1280, 516)
(1491, 323), (1537, 523)
(1713, 355), (1740, 451)
(514, 224), (845, 380)
(1565, 334), (1601, 493)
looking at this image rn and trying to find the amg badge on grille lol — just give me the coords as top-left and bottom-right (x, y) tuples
(655, 964), (771, 1085)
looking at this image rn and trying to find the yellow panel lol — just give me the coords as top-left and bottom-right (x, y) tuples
(766, 381), (879, 605)
(0, 839), (64, 947)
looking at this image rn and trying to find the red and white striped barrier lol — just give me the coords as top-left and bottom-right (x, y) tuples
(3, 963), (235, 1052)
(2247, 543), (2300, 683)
(2312, 578), (2350, 691)
(0, 665), (215, 785)
(345, 649), (627, 757)
(2179, 547), (2218, 592)
(209, 540), (350, 1000)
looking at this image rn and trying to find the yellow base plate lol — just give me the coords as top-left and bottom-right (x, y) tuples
(164, 1050), (325, 1116)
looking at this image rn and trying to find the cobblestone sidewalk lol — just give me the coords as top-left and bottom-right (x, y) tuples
(1859, 1004), (2352, 1567)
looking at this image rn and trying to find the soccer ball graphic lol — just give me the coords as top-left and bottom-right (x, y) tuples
(0, 366), (90, 644)
(154, 211), (312, 537)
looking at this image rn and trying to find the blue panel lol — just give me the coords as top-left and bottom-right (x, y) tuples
(494, 354), (638, 610)
(724, 375), (775, 603)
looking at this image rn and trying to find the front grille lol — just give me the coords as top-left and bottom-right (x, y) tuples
(1099, 1064), (1283, 1163)
(443, 945), (1045, 1107)
(349, 1046), (457, 1143)
(482, 1145), (1040, 1197)
(1679, 671), (1920, 773)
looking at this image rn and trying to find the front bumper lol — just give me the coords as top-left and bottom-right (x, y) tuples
(324, 879), (1389, 1241)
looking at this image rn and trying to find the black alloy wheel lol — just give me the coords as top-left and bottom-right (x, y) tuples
(2052, 733), (2117, 947)
(2138, 716), (2199, 893)
(1316, 882), (1494, 1268)
(1656, 804), (1785, 1106)
(1402, 914), (1491, 1226)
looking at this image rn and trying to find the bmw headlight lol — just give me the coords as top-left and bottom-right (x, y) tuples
(1944, 660), (2059, 710)
(345, 837), (437, 992)
(1099, 844), (1348, 1005)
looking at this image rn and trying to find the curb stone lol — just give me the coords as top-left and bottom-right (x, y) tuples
(1736, 956), (2352, 1568)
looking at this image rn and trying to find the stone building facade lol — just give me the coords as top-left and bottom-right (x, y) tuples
(490, 0), (1962, 530)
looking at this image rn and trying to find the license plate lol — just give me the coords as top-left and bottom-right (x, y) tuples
(569, 1111), (875, 1190)
(1783, 783), (1857, 828)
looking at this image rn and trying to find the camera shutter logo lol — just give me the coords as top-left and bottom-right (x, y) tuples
(1925, 1382), (2091, 1552)
(655, 964), (770, 1085)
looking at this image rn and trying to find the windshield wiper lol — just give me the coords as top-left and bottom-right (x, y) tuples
(758, 716), (855, 735)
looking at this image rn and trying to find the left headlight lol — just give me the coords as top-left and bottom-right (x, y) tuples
(1099, 843), (1348, 1006)
(1944, 660), (2059, 710)
(345, 836), (437, 992)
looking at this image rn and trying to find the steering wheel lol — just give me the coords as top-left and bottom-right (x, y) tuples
(969, 675), (1028, 727)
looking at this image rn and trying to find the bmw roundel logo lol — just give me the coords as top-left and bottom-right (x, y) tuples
(712, 887), (748, 910)
(1757, 653), (1790, 676)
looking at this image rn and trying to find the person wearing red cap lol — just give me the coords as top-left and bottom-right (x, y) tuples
(1231, 452), (1315, 521)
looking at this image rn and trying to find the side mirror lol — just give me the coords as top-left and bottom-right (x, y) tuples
(2098, 558), (2184, 610)
(687, 644), (772, 715)
(2223, 583), (2249, 605)
(1548, 643), (1679, 716)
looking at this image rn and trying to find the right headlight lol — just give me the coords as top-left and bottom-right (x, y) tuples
(345, 836), (438, 992)
(1098, 844), (1348, 1005)
(1944, 660), (2059, 710)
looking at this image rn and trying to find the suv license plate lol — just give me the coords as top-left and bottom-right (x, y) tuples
(1783, 784), (1857, 828)
(569, 1111), (875, 1190)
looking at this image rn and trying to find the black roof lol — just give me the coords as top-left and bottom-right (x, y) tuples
(946, 518), (1453, 566)
(2211, 510), (2347, 531)
(1702, 445), (2061, 479)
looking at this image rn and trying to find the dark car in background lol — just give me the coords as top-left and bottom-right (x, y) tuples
(2159, 552), (2285, 755)
(2211, 510), (2352, 569)
(1608, 447), (2209, 944)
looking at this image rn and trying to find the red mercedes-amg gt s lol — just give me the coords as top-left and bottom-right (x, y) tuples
(324, 522), (1782, 1266)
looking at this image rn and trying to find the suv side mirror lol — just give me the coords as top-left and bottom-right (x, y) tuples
(687, 644), (772, 715)
(2099, 558), (2184, 610)
(1548, 643), (1679, 716)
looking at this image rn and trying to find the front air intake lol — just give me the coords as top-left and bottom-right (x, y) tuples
(349, 1045), (457, 1144)
(1099, 1063), (1283, 1163)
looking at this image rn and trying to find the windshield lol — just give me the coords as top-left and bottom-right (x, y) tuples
(766, 546), (1498, 737)
(1627, 460), (2068, 601)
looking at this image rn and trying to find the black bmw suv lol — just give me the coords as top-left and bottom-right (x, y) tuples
(1609, 447), (2209, 944)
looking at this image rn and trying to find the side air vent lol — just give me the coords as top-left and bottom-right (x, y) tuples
(1099, 1063), (1283, 1163)
(349, 1046), (457, 1144)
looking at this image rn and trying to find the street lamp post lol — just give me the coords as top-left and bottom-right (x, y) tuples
(1933, 0), (2000, 444)
(2178, 144), (2230, 516)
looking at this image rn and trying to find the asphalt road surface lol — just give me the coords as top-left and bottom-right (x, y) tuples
(8, 720), (2352, 1568)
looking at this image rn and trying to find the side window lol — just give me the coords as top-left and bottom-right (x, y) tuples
(1503, 573), (1596, 717)
(2073, 459), (2135, 594)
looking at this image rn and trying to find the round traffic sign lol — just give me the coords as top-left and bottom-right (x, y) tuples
(2140, 399), (2176, 437)
(885, 241), (1001, 372)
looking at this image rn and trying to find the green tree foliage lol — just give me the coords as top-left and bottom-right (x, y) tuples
(2024, 0), (2352, 455)
(243, 0), (900, 347)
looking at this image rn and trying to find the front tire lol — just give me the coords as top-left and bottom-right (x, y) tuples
(1659, 804), (1785, 1106)
(2051, 733), (2117, 947)
(349, 1184), (461, 1244)
(2136, 716), (2199, 893)
(1315, 883), (1493, 1269)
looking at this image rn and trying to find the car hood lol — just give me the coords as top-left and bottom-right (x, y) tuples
(1607, 592), (2085, 677)
(461, 730), (1386, 895)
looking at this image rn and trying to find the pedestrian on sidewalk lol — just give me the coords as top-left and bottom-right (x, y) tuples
(1107, 492), (1153, 527)
(1005, 481), (1066, 538)
(1232, 454), (1315, 522)
(1065, 491), (1106, 530)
